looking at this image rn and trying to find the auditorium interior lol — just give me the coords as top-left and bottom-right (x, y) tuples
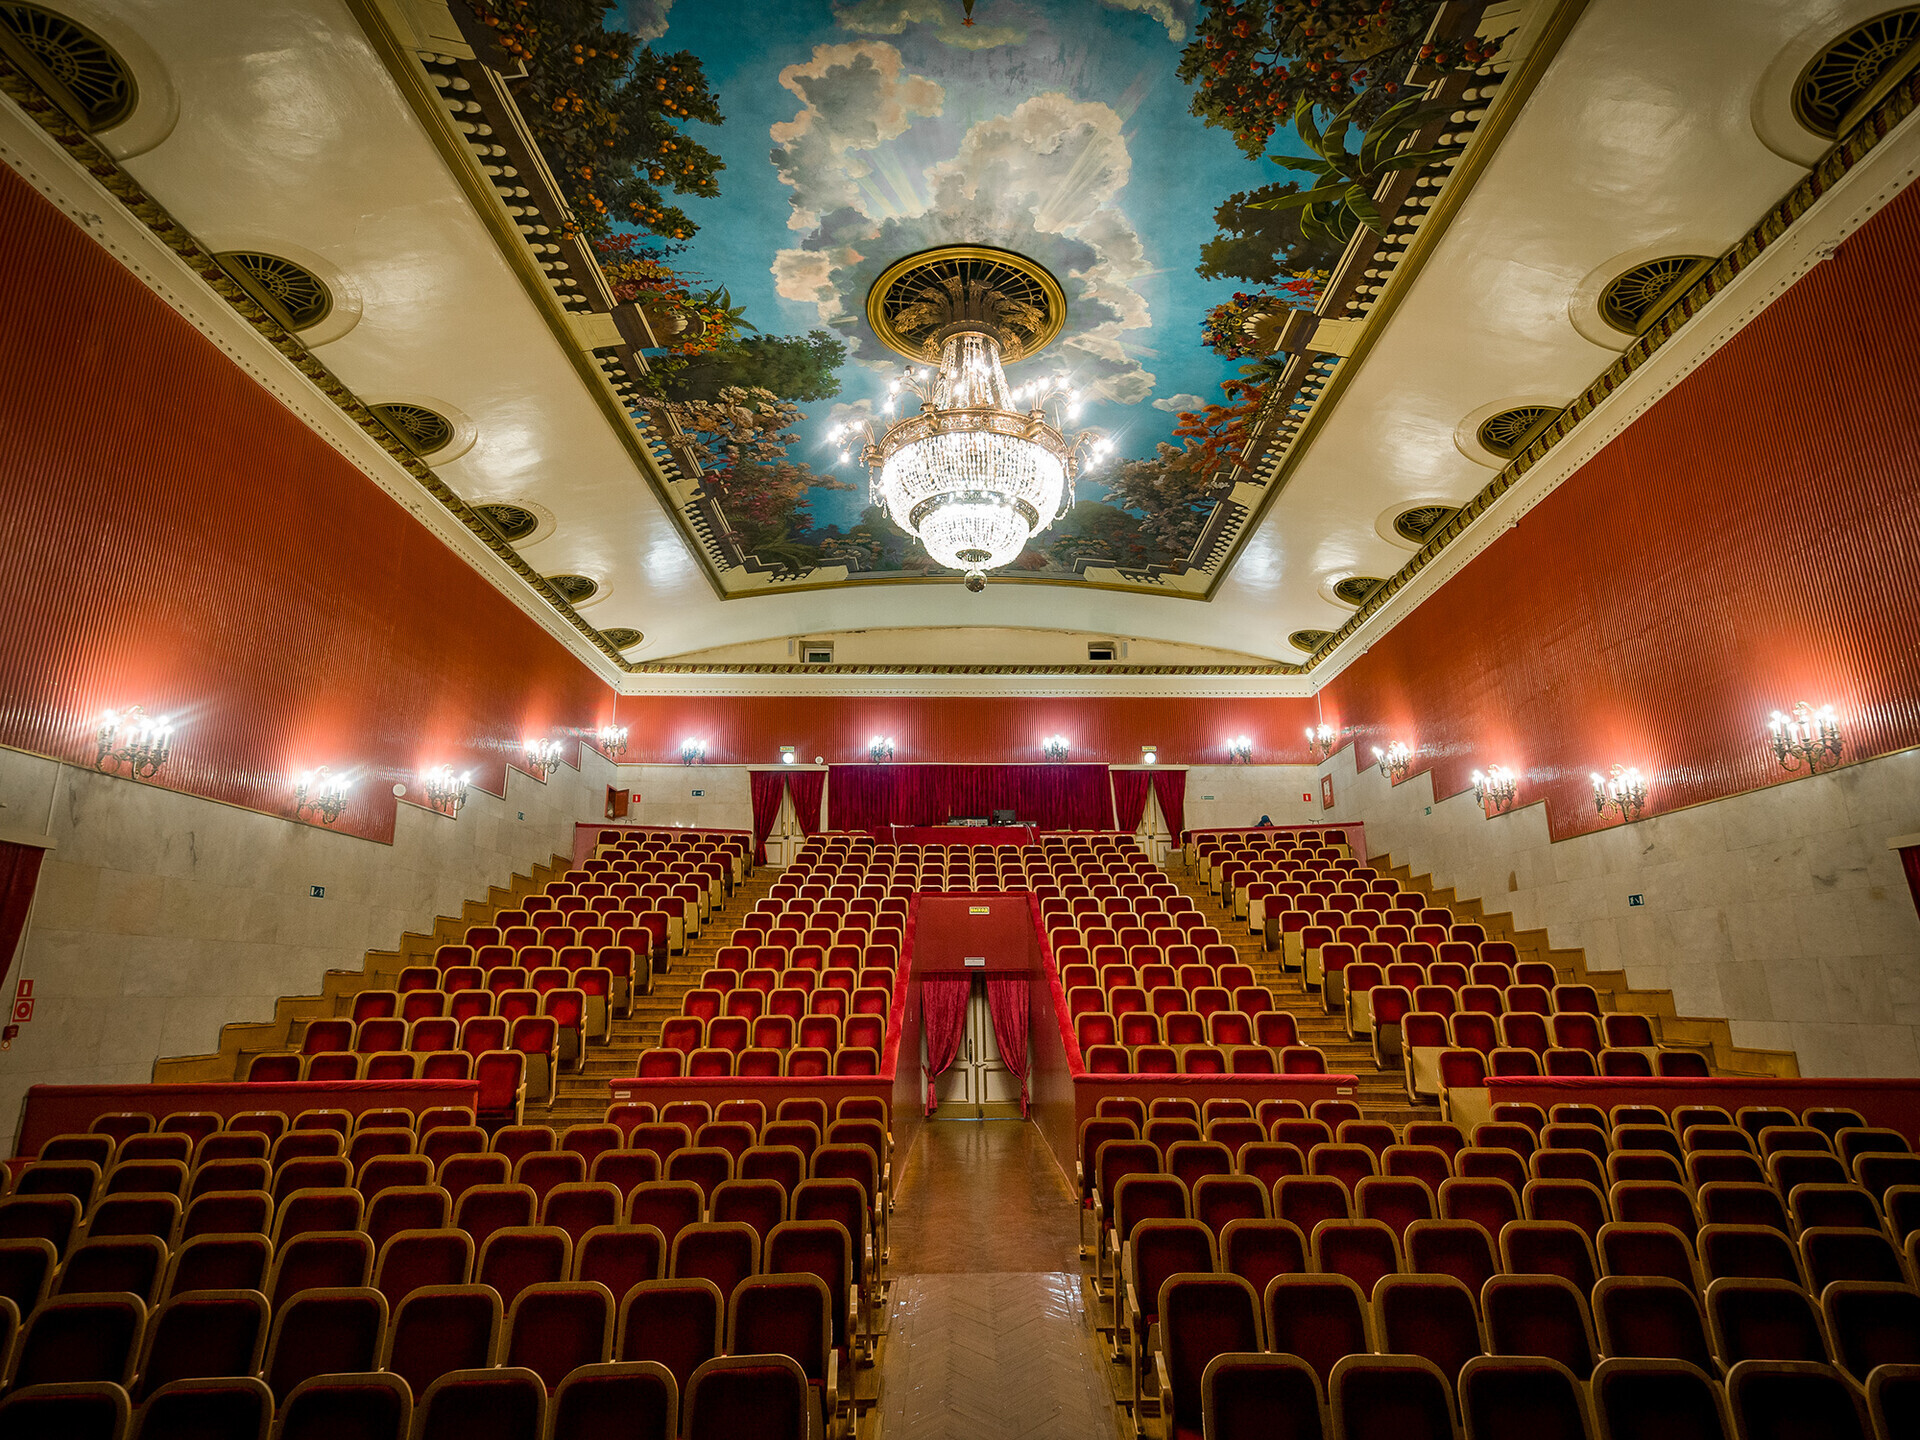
(1, 1), (1919, 1437)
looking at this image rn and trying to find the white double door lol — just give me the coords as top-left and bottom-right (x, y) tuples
(927, 975), (1026, 1113)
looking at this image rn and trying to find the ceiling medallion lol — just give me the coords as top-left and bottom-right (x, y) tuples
(1599, 256), (1711, 336)
(1475, 406), (1560, 460)
(0, 3), (135, 131)
(1333, 576), (1385, 606)
(837, 246), (1106, 590)
(1794, 7), (1920, 138)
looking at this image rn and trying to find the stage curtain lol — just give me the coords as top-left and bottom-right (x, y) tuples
(922, 976), (970, 1114)
(788, 770), (825, 836)
(1903, 845), (1920, 923)
(1151, 769), (1187, 841)
(827, 764), (1114, 832)
(985, 975), (1031, 1116)
(748, 772), (787, 866)
(0, 840), (44, 992)
(1111, 770), (1151, 834)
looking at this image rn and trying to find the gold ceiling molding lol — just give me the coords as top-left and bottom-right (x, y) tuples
(1299, 61), (1920, 671)
(0, 43), (630, 669)
(624, 660), (1304, 677)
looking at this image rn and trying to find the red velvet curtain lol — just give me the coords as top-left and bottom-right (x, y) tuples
(826, 764), (1114, 833)
(0, 840), (45, 992)
(748, 771), (787, 866)
(985, 975), (1030, 1116)
(787, 770), (825, 836)
(1111, 770), (1151, 834)
(921, 977), (970, 1114)
(1902, 846), (1920, 922)
(1151, 769), (1187, 841)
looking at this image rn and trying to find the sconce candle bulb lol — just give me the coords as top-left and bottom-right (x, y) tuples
(1042, 735), (1070, 763)
(525, 738), (563, 779)
(423, 765), (471, 816)
(1226, 736), (1253, 764)
(597, 724), (628, 759)
(1471, 764), (1518, 814)
(1591, 764), (1648, 823)
(680, 737), (706, 766)
(295, 767), (350, 825)
(1306, 724), (1336, 762)
(869, 736), (895, 762)
(1374, 741), (1412, 783)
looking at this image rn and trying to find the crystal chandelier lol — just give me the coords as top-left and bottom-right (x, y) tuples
(836, 248), (1109, 589)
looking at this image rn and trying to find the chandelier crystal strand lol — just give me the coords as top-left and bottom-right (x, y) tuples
(834, 323), (1107, 588)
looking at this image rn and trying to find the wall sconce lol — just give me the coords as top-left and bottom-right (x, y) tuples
(869, 736), (895, 762)
(525, 738), (563, 778)
(1471, 765), (1518, 815)
(424, 765), (471, 816)
(295, 767), (350, 824)
(780, 746), (797, 765)
(96, 706), (175, 777)
(597, 724), (628, 759)
(680, 737), (706, 766)
(1226, 736), (1253, 764)
(1592, 764), (1647, 823)
(1374, 741), (1412, 783)
(1306, 724), (1336, 762)
(1141, 745), (1158, 765)
(1768, 702), (1841, 776)
(1042, 735), (1070, 762)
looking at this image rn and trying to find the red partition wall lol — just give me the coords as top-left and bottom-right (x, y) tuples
(612, 696), (1321, 766)
(0, 165), (614, 843)
(1319, 178), (1920, 841)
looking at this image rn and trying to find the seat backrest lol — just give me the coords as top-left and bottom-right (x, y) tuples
(1593, 1275), (1714, 1372)
(1328, 1353), (1456, 1440)
(682, 1354), (810, 1440)
(1590, 1357), (1732, 1440)
(1458, 1356), (1591, 1440)
(1160, 1273), (1262, 1439)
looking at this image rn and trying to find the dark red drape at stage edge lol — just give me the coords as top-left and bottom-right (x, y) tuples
(788, 770), (826, 836)
(1151, 769), (1186, 841)
(0, 840), (45, 992)
(1902, 846), (1920, 922)
(1111, 770), (1151, 835)
(826, 764), (1114, 832)
(921, 977), (970, 1114)
(748, 771), (787, 866)
(985, 975), (1031, 1116)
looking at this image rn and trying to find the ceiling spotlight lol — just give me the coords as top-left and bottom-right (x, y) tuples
(295, 767), (350, 825)
(1306, 724), (1336, 762)
(424, 765), (471, 816)
(1374, 741), (1412, 784)
(1226, 736), (1253, 764)
(869, 736), (895, 762)
(96, 706), (175, 778)
(1471, 765), (1518, 815)
(525, 738), (563, 779)
(1042, 735), (1070, 762)
(1767, 702), (1841, 776)
(680, 737), (706, 766)
(597, 724), (628, 759)
(1591, 764), (1648, 824)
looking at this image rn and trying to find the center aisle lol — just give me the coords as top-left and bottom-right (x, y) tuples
(876, 1121), (1126, 1440)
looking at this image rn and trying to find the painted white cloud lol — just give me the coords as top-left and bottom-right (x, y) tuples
(614, 0), (675, 41)
(832, 0), (1025, 48)
(1096, 0), (1195, 41)
(1152, 393), (1207, 413)
(770, 43), (945, 231)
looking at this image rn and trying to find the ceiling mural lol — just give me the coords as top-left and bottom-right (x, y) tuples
(463, 0), (1460, 591)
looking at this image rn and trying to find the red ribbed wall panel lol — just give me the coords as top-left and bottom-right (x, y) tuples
(1320, 177), (1920, 840)
(0, 164), (615, 841)
(610, 695), (1323, 766)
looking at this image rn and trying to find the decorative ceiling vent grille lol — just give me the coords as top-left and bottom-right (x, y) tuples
(1333, 576), (1384, 607)
(865, 244), (1065, 361)
(475, 503), (539, 542)
(1600, 256), (1711, 336)
(371, 402), (455, 456)
(214, 252), (332, 331)
(1289, 630), (1333, 654)
(1394, 505), (1458, 543)
(1795, 8), (1920, 137)
(600, 628), (643, 649)
(1475, 406), (1560, 460)
(545, 573), (598, 605)
(0, 3), (134, 131)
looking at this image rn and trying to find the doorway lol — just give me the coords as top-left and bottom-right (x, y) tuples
(927, 974), (1028, 1119)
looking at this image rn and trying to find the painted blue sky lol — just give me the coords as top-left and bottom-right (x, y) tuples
(628, 0), (1296, 530)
